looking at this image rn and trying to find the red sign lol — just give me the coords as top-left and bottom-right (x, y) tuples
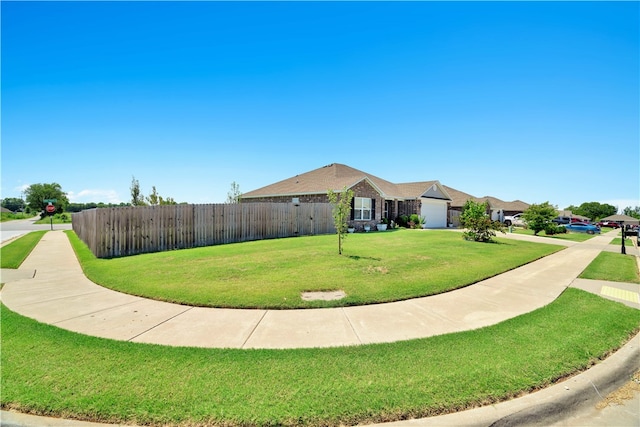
(46, 204), (56, 213)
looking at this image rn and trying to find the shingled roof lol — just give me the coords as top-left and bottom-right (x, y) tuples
(442, 186), (529, 211)
(242, 163), (450, 201)
(479, 196), (529, 212)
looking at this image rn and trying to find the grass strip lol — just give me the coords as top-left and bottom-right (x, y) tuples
(579, 251), (640, 284)
(512, 228), (595, 242)
(2, 288), (639, 427)
(610, 237), (635, 247)
(66, 230), (563, 309)
(34, 213), (72, 224)
(0, 231), (47, 269)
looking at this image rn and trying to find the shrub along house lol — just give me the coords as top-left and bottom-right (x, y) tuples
(240, 163), (452, 229)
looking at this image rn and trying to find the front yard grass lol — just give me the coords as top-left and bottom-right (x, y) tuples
(67, 229), (564, 309)
(0, 231), (47, 269)
(2, 289), (638, 427)
(580, 251), (640, 284)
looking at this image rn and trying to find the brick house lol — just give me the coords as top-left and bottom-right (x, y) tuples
(241, 163), (452, 229)
(443, 185), (530, 227)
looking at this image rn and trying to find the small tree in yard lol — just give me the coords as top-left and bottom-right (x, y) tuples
(130, 176), (145, 206)
(226, 181), (242, 204)
(522, 202), (558, 235)
(327, 186), (354, 255)
(460, 200), (505, 242)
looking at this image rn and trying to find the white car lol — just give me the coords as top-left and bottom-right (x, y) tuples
(504, 213), (525, 227)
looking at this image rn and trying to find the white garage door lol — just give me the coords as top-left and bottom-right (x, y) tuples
(420, 198), (447, 228)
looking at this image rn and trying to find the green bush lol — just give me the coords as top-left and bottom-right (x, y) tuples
(544, 223), (566, 235)
(460, 200), (505, 242)
(408, 214), (426, 229)
(396, 215), (409, 228)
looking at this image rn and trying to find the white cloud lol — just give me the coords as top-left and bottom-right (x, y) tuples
(13, 184), (30, 193)
(68, 189), (123, 204)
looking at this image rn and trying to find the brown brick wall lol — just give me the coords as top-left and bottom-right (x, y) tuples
(242, 182), (424, 230)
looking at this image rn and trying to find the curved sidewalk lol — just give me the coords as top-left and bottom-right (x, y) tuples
(0, 229), (635, 349)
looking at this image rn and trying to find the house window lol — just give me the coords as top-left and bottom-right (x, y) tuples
(354, 197), (372, 220)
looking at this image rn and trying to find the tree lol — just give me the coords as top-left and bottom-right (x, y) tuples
(564, 202), (617, 221)
(161, 197), (177, 205)
(459, 199), (505, 242)
(226, 181), (242, 204)
(327, 186), (354, 255)
(147, 186), (161, 205)
(24, 183), (69, 214)
(130, 176), (145, 206)
(1, 197), (25, 212)
(623, 206), (640, 220)
(522, 202), (558, 235)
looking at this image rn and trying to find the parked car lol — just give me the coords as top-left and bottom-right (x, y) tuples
(553, 216), (571, 225)
(596, 221), (620, 229)
(504, 213), (525, 227)
(553, 216), (589, 225)
(565, 222), (601, 234)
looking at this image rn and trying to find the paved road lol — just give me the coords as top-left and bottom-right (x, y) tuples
(0, 216), (72, 244)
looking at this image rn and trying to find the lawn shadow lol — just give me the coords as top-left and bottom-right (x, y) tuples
(347, 255), (382, 261)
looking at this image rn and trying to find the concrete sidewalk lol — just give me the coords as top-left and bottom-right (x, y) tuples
(1, 229), (636, 349)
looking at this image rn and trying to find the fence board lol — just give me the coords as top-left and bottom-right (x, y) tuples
(73, 203), (336, 258)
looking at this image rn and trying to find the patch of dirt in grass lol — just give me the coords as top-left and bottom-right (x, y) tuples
(301, 290), (347, 301)
(365, 265), (389, 274)
(596, 371), (640, 409)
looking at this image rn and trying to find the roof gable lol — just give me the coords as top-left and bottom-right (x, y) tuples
(242, 163), (451, 201)
(242, 163), (398, 198)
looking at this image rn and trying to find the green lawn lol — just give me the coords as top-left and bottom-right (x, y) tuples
(580, 251), (640, 284)
(67, 230), (564, 309)
(610, 237), (635, 247)
(0, 231), (47, 269)
(2, 289), (638, 427)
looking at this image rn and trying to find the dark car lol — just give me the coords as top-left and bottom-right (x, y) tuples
(565, 222), (601, 234)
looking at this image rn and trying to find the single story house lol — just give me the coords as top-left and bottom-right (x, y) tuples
(241, 163), (453, 229)
(443, 186), (530, 227)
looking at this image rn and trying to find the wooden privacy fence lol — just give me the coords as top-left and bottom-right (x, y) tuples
(73, 203), (336, 258)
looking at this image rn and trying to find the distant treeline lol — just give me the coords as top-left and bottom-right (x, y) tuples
(65, 202), (131, 212)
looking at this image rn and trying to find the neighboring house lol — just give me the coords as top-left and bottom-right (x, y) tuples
(479, 196), (530, 222)
(555, 210), (590, 224)
(241, 163), (452, 229)
(443, 186), (530, 226)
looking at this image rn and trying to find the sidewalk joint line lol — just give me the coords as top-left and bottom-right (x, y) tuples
(342, 308), (363, 345)
(127, 306), (194, 342)
(241, 310), (269, 349)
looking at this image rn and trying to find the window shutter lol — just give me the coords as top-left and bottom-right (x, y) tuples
(350, 198), (355, 220)
(371, 198), (376, 220)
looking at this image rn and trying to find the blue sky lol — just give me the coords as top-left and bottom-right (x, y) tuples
(2, 1), (638, 211)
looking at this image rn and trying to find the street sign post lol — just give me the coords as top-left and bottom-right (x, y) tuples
(45, 202), (56, 230)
